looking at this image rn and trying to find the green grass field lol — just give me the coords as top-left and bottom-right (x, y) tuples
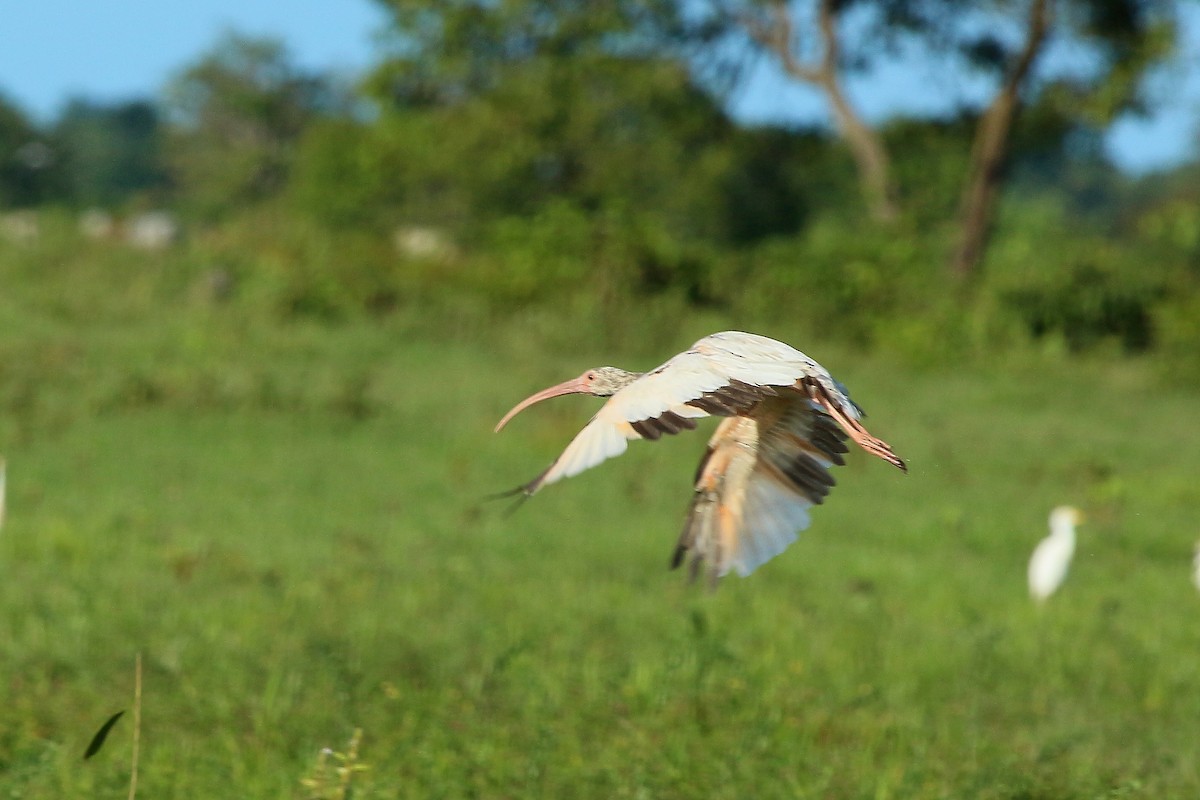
(2, 243), (1200, 797)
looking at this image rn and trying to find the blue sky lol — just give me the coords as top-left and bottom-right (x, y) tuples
(1, 0), (1197, 174)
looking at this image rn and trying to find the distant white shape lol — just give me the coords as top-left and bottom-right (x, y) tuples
(0, 211), (40, 244)
(393, 225), (455, 260)
(1192, 541), (1200, 593)
(1028, 506), (1085, 602)
(79, 208), (116, 240)
(125, 211), (179, 250)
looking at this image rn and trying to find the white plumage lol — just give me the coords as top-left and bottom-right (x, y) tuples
(1028, 506), (1085, 602)
(1192, 541), (1200, 593)
(494, 331), (906, 585)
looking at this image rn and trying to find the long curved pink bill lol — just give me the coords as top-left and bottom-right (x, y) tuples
(494, 376), (589, 432)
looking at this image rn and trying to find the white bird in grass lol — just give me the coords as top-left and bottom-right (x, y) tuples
(1192, 541), (1200, 593)
(493, 331), (906, 586)
(1028, 506), (1085, 602)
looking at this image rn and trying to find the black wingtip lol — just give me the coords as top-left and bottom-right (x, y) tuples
(482, 484), (527, 502)
(83, 710), (125, 760)
(670, 544), (686, 571)
(482, 483), (535, 518)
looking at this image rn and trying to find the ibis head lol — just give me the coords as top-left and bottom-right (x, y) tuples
(494, 367), (640, 432)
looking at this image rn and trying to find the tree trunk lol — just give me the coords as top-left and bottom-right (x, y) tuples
(744, 0), (898, 223)
(823, 75), (898, 223)
(951, 90), (1019, 278)
(951, 0), (1051, 279)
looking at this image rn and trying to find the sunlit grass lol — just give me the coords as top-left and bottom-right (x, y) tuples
(2, 246), (1199, 797)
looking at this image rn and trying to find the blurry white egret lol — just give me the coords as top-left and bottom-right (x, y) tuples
(1192, 541), (1200, 593)
(1028, 506), (1085, 602)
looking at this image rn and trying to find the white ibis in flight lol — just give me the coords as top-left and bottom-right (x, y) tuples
(493, 331), (907, 585)
(1028, 505), (1085, 602)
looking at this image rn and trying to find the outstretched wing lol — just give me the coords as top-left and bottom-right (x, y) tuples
(505, 409), (693, 498)
(507, 330), (900, 498)
(508, 333), (832, 497)
(672, 393), (851, 586)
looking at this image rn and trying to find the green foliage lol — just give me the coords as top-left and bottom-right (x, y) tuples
(3, 244), (1200, 796)
(367, 0), (702, 107)
(879, 116), (974, 224)
(718, 125), (840, 242)
(164, 32), (343, 218)
(299, 729), (371, 800)
(0, 93), (51, 207)
(1002, 262), (1159, 353)
(290, 119), (394, 231)
(9, 5), (1193, 371)
(49, 99), (170, 208)
(309, 54), (742, 232)
(983, 189), (1200, 360)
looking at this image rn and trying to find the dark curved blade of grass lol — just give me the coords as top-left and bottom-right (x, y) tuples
(83, 710), (125, 760)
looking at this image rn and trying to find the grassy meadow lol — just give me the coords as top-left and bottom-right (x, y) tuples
(2, 235), (1200, 798)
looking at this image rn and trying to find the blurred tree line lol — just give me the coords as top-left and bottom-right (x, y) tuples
(1, 2), (1199, 371)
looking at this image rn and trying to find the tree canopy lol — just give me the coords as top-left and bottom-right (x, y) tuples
(0, 93), (51, 207)
(0, 8), (1197, 367)
(163, 32), (343, 216)
(50, 99), (168, 207)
